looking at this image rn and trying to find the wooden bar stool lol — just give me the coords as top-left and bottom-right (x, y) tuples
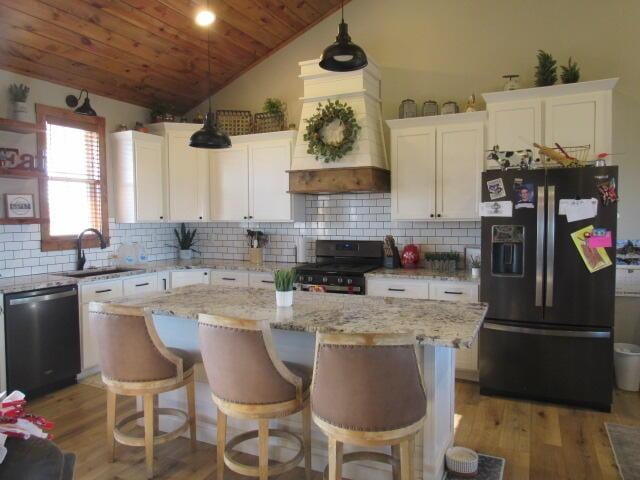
(89, 303), (197, 479)
(311, 333), (427, 480)
(198, 314), (312, 480)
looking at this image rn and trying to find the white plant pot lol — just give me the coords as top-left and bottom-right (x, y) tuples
(471, 267), (481, 278)
(276, 290), (293, 308)
(13, 102), (29, 122)
(179, 249), (193, 260)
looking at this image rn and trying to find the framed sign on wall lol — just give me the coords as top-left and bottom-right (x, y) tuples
(5, 194), (35, 219)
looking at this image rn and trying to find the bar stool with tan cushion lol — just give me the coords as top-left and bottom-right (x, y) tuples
(89, 303), (197, 479)
(312, 333), (427, 480)
(198, 314), (312, 480)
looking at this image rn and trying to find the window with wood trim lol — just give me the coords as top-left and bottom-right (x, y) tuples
(36, 104), (109, 251)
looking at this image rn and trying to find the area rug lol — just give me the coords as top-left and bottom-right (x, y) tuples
(79, 373), (105, 390)
(446, 454), (505, 480)
(606, 423), (640, 480)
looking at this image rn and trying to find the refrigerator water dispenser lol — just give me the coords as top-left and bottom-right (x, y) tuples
(491, 225), (524, 276)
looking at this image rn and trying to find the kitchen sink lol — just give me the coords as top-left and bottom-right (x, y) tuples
(58, 267), (144, 278)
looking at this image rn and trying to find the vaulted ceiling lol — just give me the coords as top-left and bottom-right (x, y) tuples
(0, 0), (344, 113)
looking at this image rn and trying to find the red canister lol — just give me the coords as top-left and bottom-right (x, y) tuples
(401, 244), (420, 268)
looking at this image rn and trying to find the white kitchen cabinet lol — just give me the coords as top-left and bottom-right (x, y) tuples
(147, 123), (210, 222)
(122, 274), (158, 296)
(483, 78), (617, 169)
(387, 112), (486, 221)
(111, 131), (165, 223)
(170, 269), (210, 288)
(436, 123), (484, 219)
(249, 272), (276, 289)
(210, 145), (249, 221)
(210, 131), (304, 222)
(209, 270), (250, 287)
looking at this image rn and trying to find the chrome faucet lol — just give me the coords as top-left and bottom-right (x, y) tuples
(76, 228), (107, 270)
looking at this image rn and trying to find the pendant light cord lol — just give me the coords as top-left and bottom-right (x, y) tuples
(341, 0), (344, 22)
(207, 0), (212, 113)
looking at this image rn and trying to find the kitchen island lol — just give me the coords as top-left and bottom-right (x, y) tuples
(97, 284), (487, 480)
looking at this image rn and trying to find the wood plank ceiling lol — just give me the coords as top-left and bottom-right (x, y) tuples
(0, 0), (344, 113)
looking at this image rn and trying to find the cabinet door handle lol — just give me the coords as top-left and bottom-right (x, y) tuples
(243, 216), (248, 219)
(261, 280), (275, 284)
(388, 288), (406, 292)
(430, 214), (434, 218)
(95, 288), (112, 294)
(222, 277), (236, 281)
(444, 291), (463, 295)
(162, 278), (167, 290)
(198, 216), (203, 220)
(135, 282), (150, 287)
(160, 216), (164, 219)
(437, 214), (442, 218)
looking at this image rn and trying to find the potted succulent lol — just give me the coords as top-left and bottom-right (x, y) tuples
(274, 269), (295, 307)
(174, 223), (198, 260)
(470, 256), (481, 278)
(9, 84), (30, 122)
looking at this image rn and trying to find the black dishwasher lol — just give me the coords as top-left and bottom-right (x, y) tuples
(4, 285), (81, 398)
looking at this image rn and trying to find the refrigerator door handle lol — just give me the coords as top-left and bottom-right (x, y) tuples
(483, 322), (611, 339)
(546, 185), (556, 307)
(535, 185), (545, 307)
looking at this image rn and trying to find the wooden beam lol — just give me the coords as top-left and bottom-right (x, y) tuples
(288, 167), (390, 194)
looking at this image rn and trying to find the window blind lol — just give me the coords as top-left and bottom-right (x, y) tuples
(45, 122), (103, 237)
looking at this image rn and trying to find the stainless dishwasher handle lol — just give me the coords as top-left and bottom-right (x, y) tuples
(9, 290), (77, 306)
(483, 322), (610, 339)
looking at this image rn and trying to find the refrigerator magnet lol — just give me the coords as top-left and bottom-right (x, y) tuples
(571, 225), (612, 273)
(480, 201), (513, 217)
(514, 183), (535, 209)
(597, 177), (618, 205)
(487, 178), (506, 199)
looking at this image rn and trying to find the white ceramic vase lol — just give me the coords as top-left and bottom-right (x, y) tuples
(471, 267), (481, 278)
(179, 249), (193, 260)
(13, 102), (29, 122)
(276, 290), (293, 308)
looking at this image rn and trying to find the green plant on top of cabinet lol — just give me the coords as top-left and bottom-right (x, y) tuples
(112, 130), (165, 223)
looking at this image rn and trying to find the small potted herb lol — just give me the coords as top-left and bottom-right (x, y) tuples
(174, 223), (198, 260)
(9, 84), (30, 122)
(274, 269), (295, 307)
(470, 256), (481, 278)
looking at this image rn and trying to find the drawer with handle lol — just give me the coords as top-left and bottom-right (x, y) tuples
(429, 282), (478, 303)
(80, 279), (124, 303)
(123, 274), (158, 296)
(366, 278), (429, 299)
(249, 272), (276, 290)
(209, 270), (249, 287)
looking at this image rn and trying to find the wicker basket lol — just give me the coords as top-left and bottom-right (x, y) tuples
(543, 144), (592, 167)
(253, 112), (284, 134)
(216, 110), (252, 136)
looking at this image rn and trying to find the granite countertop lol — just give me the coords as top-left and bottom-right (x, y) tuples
(366, 267), (479, 283)
(97, 284), (488, 349)
(0, 260), (297, 294)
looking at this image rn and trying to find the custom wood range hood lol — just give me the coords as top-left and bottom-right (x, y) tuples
(288, 59), (390, 194)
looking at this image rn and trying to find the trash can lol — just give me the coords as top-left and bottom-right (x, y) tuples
(614, 343), (640, 391)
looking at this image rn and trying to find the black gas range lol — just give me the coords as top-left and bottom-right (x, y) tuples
(295, 240), (383, 295)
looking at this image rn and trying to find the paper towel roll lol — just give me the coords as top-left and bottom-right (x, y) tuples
(295, 237), (307, 263)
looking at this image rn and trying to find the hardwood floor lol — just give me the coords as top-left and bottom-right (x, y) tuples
(27, 381), (639, 479)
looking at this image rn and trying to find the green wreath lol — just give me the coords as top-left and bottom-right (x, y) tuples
(303, 99), (361, 163)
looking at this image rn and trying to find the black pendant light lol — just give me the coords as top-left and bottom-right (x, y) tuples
(319, 0), (367, 72)
(65, 89), (97, 116)
(190, 2), (231, 149)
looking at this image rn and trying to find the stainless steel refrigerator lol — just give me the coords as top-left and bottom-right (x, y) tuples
(479, 166), (618, 411)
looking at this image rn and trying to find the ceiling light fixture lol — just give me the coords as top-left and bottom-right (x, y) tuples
(65, 89), (97, 116)
(319, 0), (368, 72)
(195, 9), (215, 27)
(190, 1), (231, 150)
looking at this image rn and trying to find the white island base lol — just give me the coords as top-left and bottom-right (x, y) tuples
(151, 314), (456, 480)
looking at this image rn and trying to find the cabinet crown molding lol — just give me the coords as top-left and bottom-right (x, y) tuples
(482, 78), (619, 104)
(386, 111), (487, 130)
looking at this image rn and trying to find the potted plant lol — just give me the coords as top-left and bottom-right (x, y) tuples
(470, 256), (481, 278)
(174, 223), (198, 260)
(274, 269), (295, 307)
(9, 84), (30, 122)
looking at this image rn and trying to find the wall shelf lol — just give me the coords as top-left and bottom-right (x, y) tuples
(0, 168), (46, 179)
(0, 118), (44, 135)
(0, 218), (47, 225)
